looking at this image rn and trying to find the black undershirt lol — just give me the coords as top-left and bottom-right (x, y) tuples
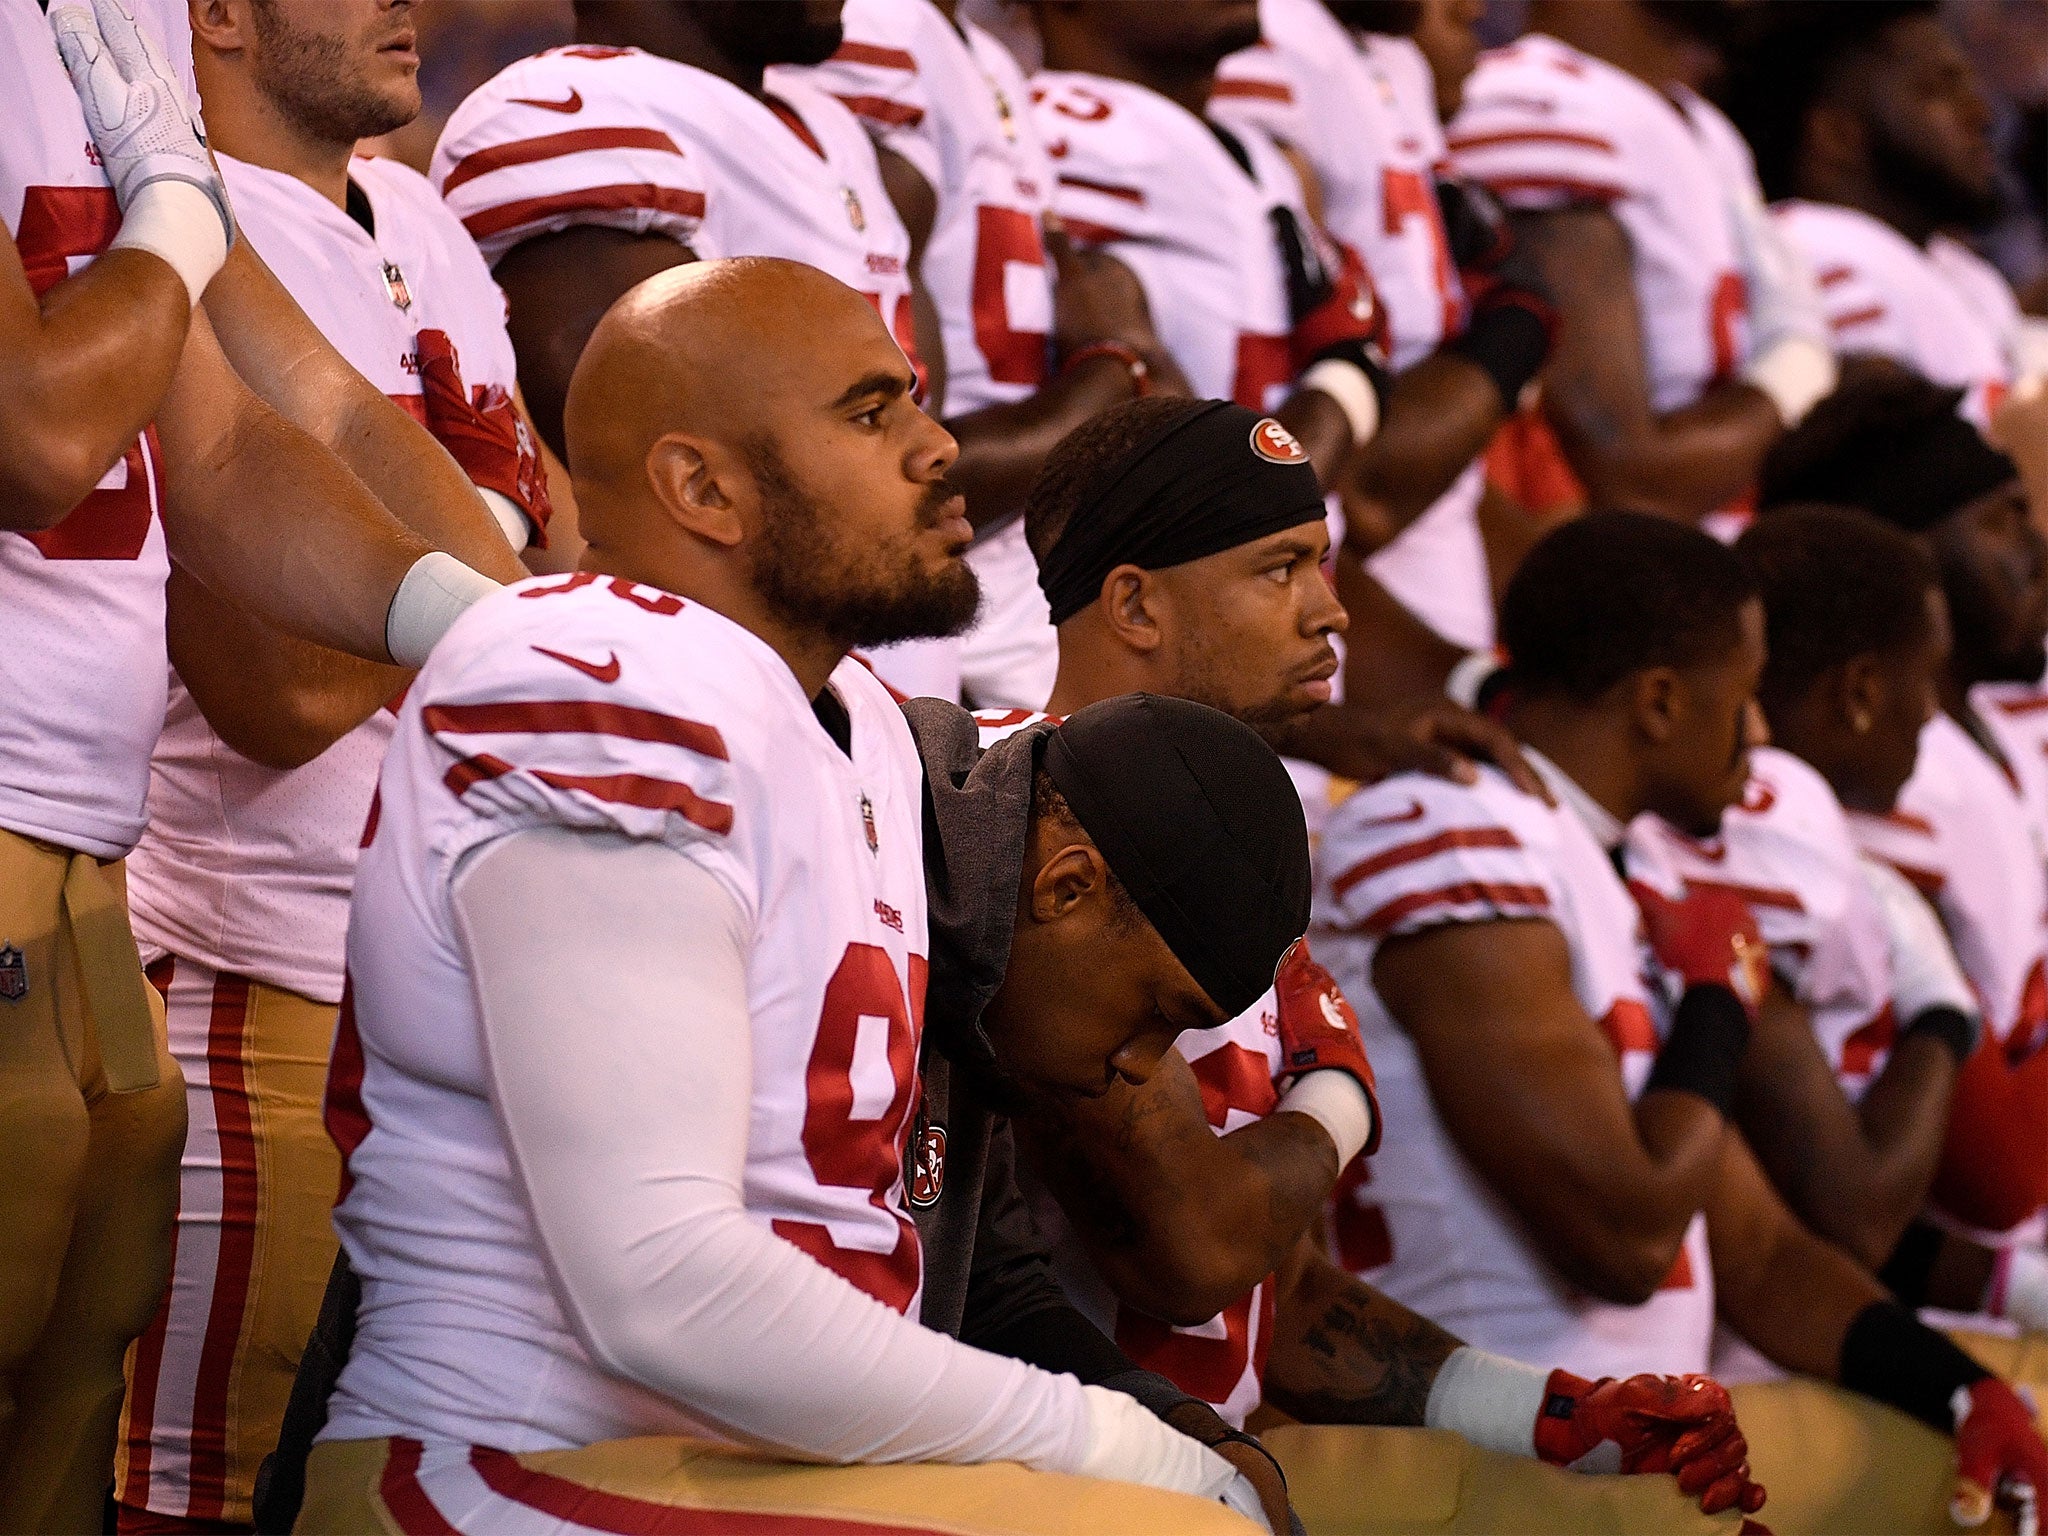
(812, 687), (853, 758)
(344, 177), (375, 237)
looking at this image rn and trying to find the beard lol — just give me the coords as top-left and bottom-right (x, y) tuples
(1941, 560), (2048, 684)
(746, 440), (980, 652)
(1869, 116), (2004, 232)
(1324, 1), (1422, 36)
(248, 0), (417, 145)
(697, 1), (846, 68)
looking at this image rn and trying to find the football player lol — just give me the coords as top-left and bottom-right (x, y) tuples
(435, 0), (971, 701)
(962, 395), (1767, 1522)
(1319, 511), (2048, 1533)
(298, 258), (1275, 1534)
(0, 2), (517, 1526)
(802, 0), (1192, 712)
(1448, 0), (1837, 526)
(1761, 373), (2048, 1320)
(114, 3), (563, 1529)
(1628, 507), (1969, 1290)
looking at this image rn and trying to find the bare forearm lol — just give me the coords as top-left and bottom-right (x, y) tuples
(1263, 1246), (1462, 1428)
(0, 247), (189, 529)
(1277, 387), (1354, 492)
(1546, 377), (1780, 523)
(947, 356), (1144, 534)
(1343, 353), (1504, 540)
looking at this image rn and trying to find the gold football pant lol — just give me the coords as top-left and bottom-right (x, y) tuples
(0, 826), (185, 1534)
(115, 960), (341, 1531)
(296, 1436), (1263, 1535)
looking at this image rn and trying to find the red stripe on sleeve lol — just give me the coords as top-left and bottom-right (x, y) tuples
(832, 93), (925, 129)
(1332, 827), (1522, 903)
(1831, 303), (1888, 329)
(1211, 79), (1294, 103)
(441, 126), (683, 194)
(1055, 216), (1135, 245)
(423, 700), (730, 760)
(1351, 880), (1552, 938)
(829, 40), (918, 71)
(1447, 127), (1618, 155)
(532, 769), (735, 834)
(1476, 174), (1626, 204)
(1680, 877), (1805, 914)
(460, 184), (706, 243)
(1057, 173), (1147, 205)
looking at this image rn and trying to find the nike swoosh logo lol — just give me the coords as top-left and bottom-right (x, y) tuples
(532, 645), (620, 683)
(510, 88), (582, 113)
(1356, 798), (1424, 829)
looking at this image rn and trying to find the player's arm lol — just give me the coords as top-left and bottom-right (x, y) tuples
(1733, 976), (1956, 1271)
(494, 227), (699, 459)
(1262, 1234), (1462, 1427)
(1374, 918), (1727, 1303)
(1514, 206), (1782, 522)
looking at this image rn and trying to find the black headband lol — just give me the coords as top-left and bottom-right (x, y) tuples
(1037, 400), (1329, 624)
(1780, 406), (2020, 533)
(1044, 693), (1311, 1019)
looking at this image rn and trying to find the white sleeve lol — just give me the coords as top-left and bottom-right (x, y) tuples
(448, 826), (1243, 1502)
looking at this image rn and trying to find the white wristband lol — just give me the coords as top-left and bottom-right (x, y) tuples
(1446, 649), (1503, 709)
(1423, 1345), (1549, 1459)
(110, 177), (228, 307)
(1277, 1069), (1375, 1170)
(385, 551), (500, 668)
(479, 486), (533, 553)
(1991, 1247), (2048, 1334)
(1743, 335), (1838, 428)
(1300, 357), (1381, 448)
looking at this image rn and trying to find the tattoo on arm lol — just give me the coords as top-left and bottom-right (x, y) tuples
(1263, 1260), (1462, 1428)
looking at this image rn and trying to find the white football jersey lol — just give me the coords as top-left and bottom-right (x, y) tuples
(1776, 202), (2020, 429)
(1449, 34), (1753, 416)
(1215, 1), (1492, 650)
(0, 0), (192, 858)
(1630, 748), (1896, 1099)
(804, 0), (1056, 416)
(1031, 71), (1305, 411)
(326, 574), (931, 1450)
(124, 154), (520, 1005)
(433, 47), (919, 372)
(1314, 766), (1715, 1377)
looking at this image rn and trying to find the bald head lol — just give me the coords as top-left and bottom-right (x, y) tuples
(558, 256), (974, 689)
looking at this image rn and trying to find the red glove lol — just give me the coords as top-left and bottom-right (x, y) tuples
(1536, 1370), (1767, 1517)
(415, 327), (553, 546)
(1629, 879), (1770, 1023)
(1273, 938), (1382, 1155)
(1952, 1377), (2046, 1533)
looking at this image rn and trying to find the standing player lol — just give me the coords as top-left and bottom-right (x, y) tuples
(1, 3), (519, 1527)
(1448, 0), (1837, 524)
(435, 0), (966, 701)
(1027, 1), (1390, 493)
(1762, 374), (2048, 1266)
(302, 258), (1270, 1533)
(1319, 512), (2048, 1531)
(803, 0), (1190, 711)
(974, 396), (1766, 1524)
(1213, 0), (1554, 662)
(115, 3), (558, 1530)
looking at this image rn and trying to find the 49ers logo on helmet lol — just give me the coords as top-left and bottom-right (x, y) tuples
(1250, 418), (1308, 465)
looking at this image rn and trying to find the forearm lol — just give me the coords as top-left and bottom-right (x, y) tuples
(1262, 1244), (1461, 1428)
(1547, 378), (1781, 523)
(1840, 1034), (1958, 1259)
(1276, 386), (1354, 493)
(0, 246), (189, 529)
(946, 356), (1146, 535)
(1343, 353), (1505, 537)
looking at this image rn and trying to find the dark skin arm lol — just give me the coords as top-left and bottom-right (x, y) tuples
(1375, 919), (1727, 1303)
(1515, 206), (1781, 523)
(1015, 1048), (1341, 1327)
(1332, 547), (1468, 713)
(873, 146), (1186, 535)
(1735, 976), (1956, 1271)
(1262, 1233), (1464, 1428)
(1263, 697), (1551, 803)
(1705, 1129), (1886, 1381)
(1341, 351), (1513, 555)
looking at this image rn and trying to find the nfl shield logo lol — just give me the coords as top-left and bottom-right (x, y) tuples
(842, 184), (866, 232)
(382, 260), (413, 312)
(860, 793), (879, 855)
(0, 944), (25, 1002)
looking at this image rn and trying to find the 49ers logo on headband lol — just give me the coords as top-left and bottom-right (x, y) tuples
(1250, 418), (1309, 465)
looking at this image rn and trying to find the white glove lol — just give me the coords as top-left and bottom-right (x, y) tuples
(1860, 854), (1981, 1057)
(1727, 180), (1836, 426)
(52, 0), (234, 304)
(2016, 319), (2048, 388)
(1990, 1246), (2048, 1336)
(1076, 1384), (1272, 1532)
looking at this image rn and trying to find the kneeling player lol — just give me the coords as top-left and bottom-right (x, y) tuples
(1319, 513), (2047, 1532)
(301, 260), (1269, 1532)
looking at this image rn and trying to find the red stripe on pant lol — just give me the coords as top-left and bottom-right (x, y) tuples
(121, 957), (181, 1512)
(189, 973), (257, 1521)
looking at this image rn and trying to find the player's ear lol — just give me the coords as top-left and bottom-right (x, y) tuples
(1629, 666), (1682, 746)
(1837, 653), (1885, 737)
(188, 0), (252, 53)
(1027, 840), (1115, 925)
(1101, 565), (1165, 653)
(646, 433), (744, 548)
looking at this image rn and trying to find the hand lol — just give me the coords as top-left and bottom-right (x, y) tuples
(1045, 226), (1163, 361)
(415, 329), (552, 544)
(1269, 699), (1549, 801)
(1277, 214), (1389, 378)
(1213, 1437), (1291, 1536)
(52, 0), (234, 246)
(1859, 855), (1981, 1056)
(1952, 1378), (2046, 1535)
(1273, 939), (1377, 1097)
(1536, 1370), (1767, 1517)
(1724, 180), (1825, 359)
(1629, 879), (1769, 1022)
